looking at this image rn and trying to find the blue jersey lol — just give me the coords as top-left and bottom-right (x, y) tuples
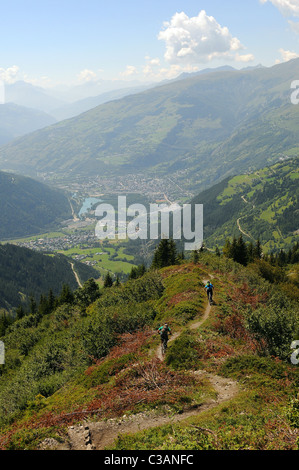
(205, 283), (214, 290)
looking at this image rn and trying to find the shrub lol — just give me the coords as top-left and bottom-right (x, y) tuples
(246, 294), (299, 360)
(165, 331), (204, 370)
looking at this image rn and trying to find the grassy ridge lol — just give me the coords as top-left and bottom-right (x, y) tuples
(0, 252), (298, 450)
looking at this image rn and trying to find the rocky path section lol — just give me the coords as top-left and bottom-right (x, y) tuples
(60, 374), (238, 450)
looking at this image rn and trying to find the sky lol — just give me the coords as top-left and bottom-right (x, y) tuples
(1, 0), (299, 88)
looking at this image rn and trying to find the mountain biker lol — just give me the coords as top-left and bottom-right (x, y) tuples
(204, 281), (214, 304)
(158, 323), (171, 352)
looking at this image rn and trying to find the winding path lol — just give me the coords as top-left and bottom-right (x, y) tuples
(237, 195), (255, 241)
(70, 262), (82, 288)
(52, 277), (239, 450)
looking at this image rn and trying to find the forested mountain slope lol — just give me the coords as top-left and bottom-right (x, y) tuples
(192, 157), (299, 251)
(0, 244), (98, 310)
(0, 170), (71, 239)
(0, 103), (56, 146)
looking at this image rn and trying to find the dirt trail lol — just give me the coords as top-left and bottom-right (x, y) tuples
(63, 372), (238, 450)
(156, 279), (211, 360)
(53, 277), (239, 451)
(70, 262), (82, 288)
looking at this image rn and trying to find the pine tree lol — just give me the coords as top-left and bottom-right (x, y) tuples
(151, 239), (178, 269)
(58, 284), (74, 305)
(230, 236), (238, 261)
(103, 272), (113, 288)
(16, 305), (25, 320)
(254, 239), (262, 260)
(0, 312), (14, 336)
(29, 296), (37, 314)
(223, 236), (248, 265)
(168, 239), (177, 265)
(191, 250), (199, 263)
(48, 289), (56, 312)
(129, 266), (138, 280)
(38, 294), (49, 316)
(236, 235), (248, 266)
(223, 239), (232, 258)
(247, 242), (254, 263)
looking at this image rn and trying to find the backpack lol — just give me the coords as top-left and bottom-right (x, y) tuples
(160, 326), (169, 339)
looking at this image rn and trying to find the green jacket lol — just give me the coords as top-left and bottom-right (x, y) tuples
(158, 325), (171, 338)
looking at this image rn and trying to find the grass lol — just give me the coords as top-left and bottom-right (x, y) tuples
(1, 231), (67, 244)
(1, 255), (298, 450)
(109, 353), (299, 451)
(4, 229), (137, 276)
(58, 245), (136, 275)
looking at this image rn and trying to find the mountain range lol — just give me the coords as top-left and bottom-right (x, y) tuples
(4, 81), (66, 114)
(50, 84), (154, 121)
(0, 170), (71, 239)
(0, 103), (56, 146)
(0, 59), (298, 195)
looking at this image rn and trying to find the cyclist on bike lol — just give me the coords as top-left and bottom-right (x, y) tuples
(158, 323), (171, 353)
(204, 281), (214, 304)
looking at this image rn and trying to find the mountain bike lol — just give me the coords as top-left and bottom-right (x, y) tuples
(161, 338), (168, 355)
(207, 289), (213, 305)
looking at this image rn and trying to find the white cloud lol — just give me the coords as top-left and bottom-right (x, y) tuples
(77, 69), (97, 83)
(260, 0), (299, 17)
(23, 74), (53, 87)
(143, 63), (201, 81)
(120, 65), (138, 77)
(148, 57), (161, 66)
(235, 53), (255, 63)
(261, 1), (299, 33)
(0, 65), (20, 84)
(158, 10), (244, 65)
(276, 47), (299, 62)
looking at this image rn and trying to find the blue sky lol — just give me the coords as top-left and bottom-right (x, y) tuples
(1, 0), (299, 87)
